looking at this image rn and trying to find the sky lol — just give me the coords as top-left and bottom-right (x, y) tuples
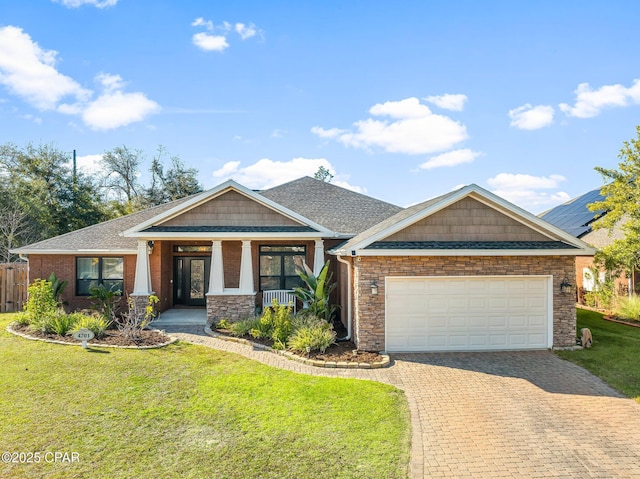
(1, 0), (639, 213)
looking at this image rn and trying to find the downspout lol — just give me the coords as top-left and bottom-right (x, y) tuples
(336, 254), (351, 341)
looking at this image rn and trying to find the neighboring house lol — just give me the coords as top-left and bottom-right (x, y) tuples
(539, 188), (636, 298)
(13, 176), (593, 352)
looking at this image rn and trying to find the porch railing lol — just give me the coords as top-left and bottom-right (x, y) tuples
(262, 289), (296, 313)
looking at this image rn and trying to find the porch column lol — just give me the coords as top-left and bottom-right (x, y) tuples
(313, 239), (325, 276)
(239, 240), (254, 294)
(133, 239), (153, 294)
(207, 240), (224, 294)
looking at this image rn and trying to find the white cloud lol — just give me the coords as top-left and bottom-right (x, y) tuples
(312, 97), (467, 155)
(425, 93), (468, 111)
(559, 79), (640, 118)
(508, 104), (554, 130)
(191, 18), (260, 52)
(419, 149), (482, 170)
(486, 173), (570, 212)
(74, 154), (104, 175)
(212, 160), (241, 178)
(192, 17), (214, 31)
(20, 113), (42, 124)
(60, 72), (160, 130)
(81, 90), (160, 130)
(0, 27), (158, 130)
(192, 32), (229, 52)
(271, 129), (286, 138)
(235, 23), (257, 40)
(212, 158), (363, 192)
(53, 0), (117, 7)
(0, 26), (90, 110)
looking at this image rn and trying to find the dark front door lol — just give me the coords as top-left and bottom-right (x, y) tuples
(174, 257), (210, 306)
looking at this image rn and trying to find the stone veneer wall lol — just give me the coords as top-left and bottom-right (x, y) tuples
(206, 294), (256, 324)
(353, 255), (576, 352)
(129, 294), (152, 319)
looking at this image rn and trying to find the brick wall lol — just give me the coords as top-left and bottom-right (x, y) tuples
(28, 254), (136, 312)
(353, 255), (576, 352)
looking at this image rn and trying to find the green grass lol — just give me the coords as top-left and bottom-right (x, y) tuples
(0, 313), (410, 479)
(556, 308), (640, 401)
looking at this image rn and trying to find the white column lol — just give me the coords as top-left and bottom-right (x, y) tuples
(313, 239), (325, 276)
(133, 239), (153, 294)
(238, 240), (254, 294)
(207, 240), (224, 294)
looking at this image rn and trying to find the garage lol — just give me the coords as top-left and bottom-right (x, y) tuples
(385, 275), (552, 352)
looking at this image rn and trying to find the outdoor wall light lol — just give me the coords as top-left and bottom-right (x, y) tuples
(560, 277), (572, 294)
(371, 280), (379, 295)
(147, 240), (155, 253)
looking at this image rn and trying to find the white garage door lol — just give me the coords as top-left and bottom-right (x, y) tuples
(385, 276), (551, 352)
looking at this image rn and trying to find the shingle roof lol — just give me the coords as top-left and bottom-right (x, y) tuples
(13, 177), (402, 253)
(13, 196), (193, 253)
(330, 189), (458, 253)
(366, 241), (578, 250)
(538, 188), (605, 238)
(260, 177), (402, 235)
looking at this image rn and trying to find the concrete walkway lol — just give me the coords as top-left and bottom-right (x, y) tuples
(163, 325), (640, 478)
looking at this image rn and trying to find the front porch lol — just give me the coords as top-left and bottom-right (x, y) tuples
(130, 238), (328, 324)
(152, 307), (208, 327)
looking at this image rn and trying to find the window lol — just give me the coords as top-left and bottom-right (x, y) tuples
(259, 245), (306, 291)
(76, 257), (124, 296)
(173, 245), (212, 253)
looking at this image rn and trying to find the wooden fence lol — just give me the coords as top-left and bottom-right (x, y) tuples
(0, 263), (28, 313)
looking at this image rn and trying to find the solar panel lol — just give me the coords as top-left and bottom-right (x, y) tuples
(539, 188), (605, 237)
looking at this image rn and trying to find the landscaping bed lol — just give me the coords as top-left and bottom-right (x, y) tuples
(214, 325), (383, 363)
(10, 322), (171, 347)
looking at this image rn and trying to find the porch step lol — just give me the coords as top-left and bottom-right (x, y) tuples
(151, 309), (207, 326)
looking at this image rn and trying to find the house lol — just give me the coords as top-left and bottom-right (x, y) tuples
(13, 176), (594, 352)
(539, 188), (636, 299)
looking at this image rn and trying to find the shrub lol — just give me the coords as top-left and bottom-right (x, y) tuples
(293, 260), (338, 321)
(229, 318), (259, 337)
(615, 295), (640, 321)
(251, 300), (294, 346)
(48, 272), (68, 305)
(116, 295), (159, 341)
(24, 279), (58, 323)
(215, 318), (232, 329)
(288, 321), (336, 354)
(89, 284), (122, 322)
(48, 310), (79, 336)
(13, 312), (31, 327)
(71, 313), (111, 339)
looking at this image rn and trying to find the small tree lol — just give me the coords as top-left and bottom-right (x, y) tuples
(313, 166), (334, 182)
(589, 126), (640, 278)
(117, 295), (159, 341)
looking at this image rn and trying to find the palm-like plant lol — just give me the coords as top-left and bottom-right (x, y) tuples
(293, 260), (337, 321)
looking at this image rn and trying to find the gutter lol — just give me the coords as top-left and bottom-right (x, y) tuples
(335, 254), (352, 341)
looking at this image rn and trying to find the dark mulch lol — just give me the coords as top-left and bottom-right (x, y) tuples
(214, 320), (384, 364)
(11, 324), (170, 347)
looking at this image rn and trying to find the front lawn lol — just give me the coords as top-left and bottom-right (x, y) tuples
(556, 308), (640, 401)
(0, 313), (410, 479)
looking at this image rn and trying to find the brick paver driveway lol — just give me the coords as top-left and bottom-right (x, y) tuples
(165, 326), (640, 478)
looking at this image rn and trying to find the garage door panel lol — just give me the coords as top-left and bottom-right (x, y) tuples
(386, 276), (550, 352)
